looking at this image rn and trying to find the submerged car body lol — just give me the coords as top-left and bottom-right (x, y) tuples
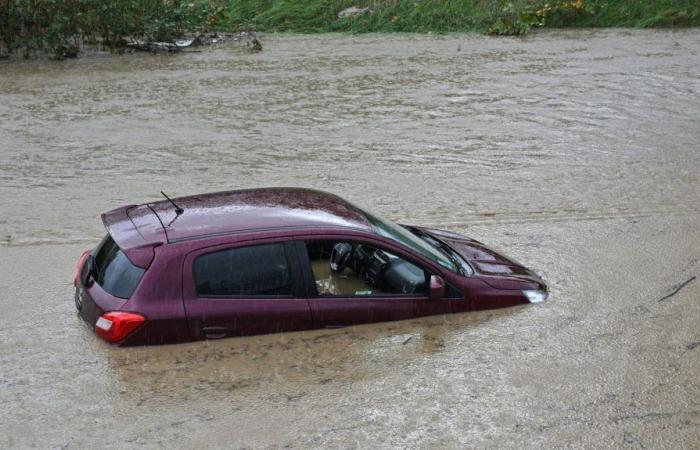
(74, 188), (547, 346)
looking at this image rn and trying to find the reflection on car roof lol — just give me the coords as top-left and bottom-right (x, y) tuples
(146, 187), (372, 242)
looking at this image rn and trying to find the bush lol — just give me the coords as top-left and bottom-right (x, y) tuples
(0, 0), (225, 58)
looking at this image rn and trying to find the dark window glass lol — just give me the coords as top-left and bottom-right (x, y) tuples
(194, 243), (293, 297)
(93, 235), (146, 299)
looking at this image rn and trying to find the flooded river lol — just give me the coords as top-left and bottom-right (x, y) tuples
(1, 30), (699, 448)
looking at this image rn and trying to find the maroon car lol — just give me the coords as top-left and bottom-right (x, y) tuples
(74, 188), (547, 346)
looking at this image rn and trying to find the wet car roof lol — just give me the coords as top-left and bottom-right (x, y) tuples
(121, 187), (373, 244)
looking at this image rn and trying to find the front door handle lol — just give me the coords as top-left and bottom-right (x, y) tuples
(203, 326), (228, 339)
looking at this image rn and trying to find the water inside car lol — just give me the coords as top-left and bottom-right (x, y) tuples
(305, 240), (428, 296)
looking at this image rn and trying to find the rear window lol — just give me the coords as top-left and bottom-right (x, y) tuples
(194, 243), (293, 297)
(92, 235), (146, 299)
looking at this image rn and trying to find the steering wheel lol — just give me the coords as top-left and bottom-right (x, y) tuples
(330, 243), (353, 273)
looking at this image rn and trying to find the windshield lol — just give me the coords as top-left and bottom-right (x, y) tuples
(364, 212), (458, 272)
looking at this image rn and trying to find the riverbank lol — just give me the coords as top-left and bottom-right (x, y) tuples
(220, 0), (700, 34)
(1, 0), (699, 59)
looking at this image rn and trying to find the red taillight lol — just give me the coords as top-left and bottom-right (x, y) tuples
(74, 250), (91, 286)
(95, 312), (146, 343)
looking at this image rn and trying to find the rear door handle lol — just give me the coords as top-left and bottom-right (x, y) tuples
(203, 326), (228, 339)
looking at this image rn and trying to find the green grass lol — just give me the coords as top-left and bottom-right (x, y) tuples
(214, 0), (700, 33)
(1, 0), (699, 58)
(214, 0), (502, 33)
(539, 0), (700, 28)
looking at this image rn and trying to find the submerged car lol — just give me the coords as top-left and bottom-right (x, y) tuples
(74, 188), (547, 346)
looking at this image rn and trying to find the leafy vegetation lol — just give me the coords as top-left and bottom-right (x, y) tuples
(216, 0), (700, 34)
(0, 0), (225, 58)
(1, 0), (699, 58)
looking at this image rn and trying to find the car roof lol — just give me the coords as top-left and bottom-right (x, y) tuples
(105, 188), (373, 248)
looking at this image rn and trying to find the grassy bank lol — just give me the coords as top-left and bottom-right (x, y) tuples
(1, 0), (699, 58)
(218, 0), (700, 33)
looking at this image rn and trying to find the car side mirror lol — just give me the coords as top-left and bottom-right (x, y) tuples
(429, 275), (446, 300)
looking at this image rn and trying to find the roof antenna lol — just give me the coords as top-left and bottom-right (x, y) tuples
(161, 191), (184, 215)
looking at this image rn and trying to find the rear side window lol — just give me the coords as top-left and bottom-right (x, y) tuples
(93, 235), (146, 299)
(194, 243), (293, 297)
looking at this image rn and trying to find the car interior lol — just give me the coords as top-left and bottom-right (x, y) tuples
(305, 240), (428, 297)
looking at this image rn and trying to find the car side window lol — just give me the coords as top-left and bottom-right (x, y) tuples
(304, 240), (429, 297)
(194, 243), (293, 297)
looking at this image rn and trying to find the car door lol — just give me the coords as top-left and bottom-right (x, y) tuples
(293, 239), (453, 329)
(182, 239), (313, 340)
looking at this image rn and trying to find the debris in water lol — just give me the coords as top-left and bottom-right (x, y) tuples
(175, 39), (195, 47)
(657, 276), (696, 302)
(126, 41), (181, 53)
(338, 6), (370, 18)
(125, 31), (263, 54)
(235, 31), (262, 52)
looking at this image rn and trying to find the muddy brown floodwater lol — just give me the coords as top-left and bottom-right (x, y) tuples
(1, 30), (699, 449)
